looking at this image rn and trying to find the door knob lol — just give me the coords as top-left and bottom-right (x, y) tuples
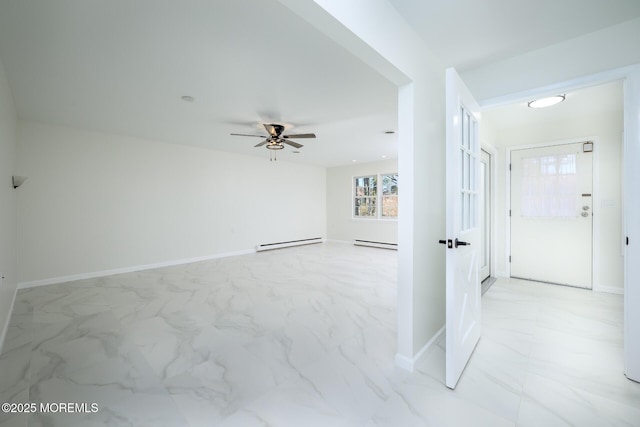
(582, 205), (590, 211)
(581, 212), (589, 217)
(455, 238), (470, 248)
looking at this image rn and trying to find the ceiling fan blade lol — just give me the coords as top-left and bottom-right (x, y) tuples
(283, 133), (316, 139)
(283, 140), (303, 149)
(230, 133), (267, 138)
(263, 124), (277, 137)
(254, 140), (268, 147)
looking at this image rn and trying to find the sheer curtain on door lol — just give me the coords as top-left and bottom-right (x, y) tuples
(520, 153), (578, 218)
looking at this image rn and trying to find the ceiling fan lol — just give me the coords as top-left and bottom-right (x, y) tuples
(230, 123), (316, 160)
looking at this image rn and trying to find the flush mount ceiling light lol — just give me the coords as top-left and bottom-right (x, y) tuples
(528, 95), (565, 108)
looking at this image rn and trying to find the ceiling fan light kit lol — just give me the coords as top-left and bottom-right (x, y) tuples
(230, 123), (316, 161)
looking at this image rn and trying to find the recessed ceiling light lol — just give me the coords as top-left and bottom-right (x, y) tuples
(528, 95), (565, 108)
(181, 95), (195, 102)
(384, 130), (396, 134)
(381, 155), (387, 158)
(352, 160), (357, 163)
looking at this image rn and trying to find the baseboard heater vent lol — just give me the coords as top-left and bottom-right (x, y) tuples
(353, 240), (398, 250)
(256, 237), (323, 252)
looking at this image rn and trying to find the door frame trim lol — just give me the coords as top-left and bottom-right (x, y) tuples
(506, 137), (600, 290)
(481, 143), (498, 281)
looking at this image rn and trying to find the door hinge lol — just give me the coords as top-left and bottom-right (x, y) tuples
(509, 255), (512, 263)
(627, 236), (630, 246)
(509, 163), (511, 171)
(509, 210), (511, 217)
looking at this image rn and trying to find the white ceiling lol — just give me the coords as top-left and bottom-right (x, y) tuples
(483, 80), (623, 135)
(0, 1), (636, 167)
(387, 0), (640, 70)
(0, 0), (399, 167)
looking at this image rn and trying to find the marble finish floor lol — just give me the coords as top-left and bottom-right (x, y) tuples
(0, 243), (638, 426)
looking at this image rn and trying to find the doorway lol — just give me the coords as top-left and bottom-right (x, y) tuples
(510, 141), (594, 289)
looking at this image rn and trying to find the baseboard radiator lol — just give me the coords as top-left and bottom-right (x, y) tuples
(256, 237), (324, 252)
(353, 240), (398, 250)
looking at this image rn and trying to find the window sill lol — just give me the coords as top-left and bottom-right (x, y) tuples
(351, 217), (398, 222)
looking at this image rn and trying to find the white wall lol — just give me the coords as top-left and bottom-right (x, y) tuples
(277, 0), (447, 367)
(16, 121), (326, 284)
(0, 54), (18, 347)
(326, 158), (398, 243)
(483, 109), (624, 291)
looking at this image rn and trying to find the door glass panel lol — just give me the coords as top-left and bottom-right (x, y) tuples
(463, 153), (468, 190)
(460, 193), (465, 230)
(463, 110), (469, 150)
(461, 148), (465, 186)
(471, 118), (477, 152)
(467, 154), (476, 191)
(471, 194), (476, 228)
(521, 153), (577, 217)
(464, 193), (470, 230)
(459, 106), (480, 232)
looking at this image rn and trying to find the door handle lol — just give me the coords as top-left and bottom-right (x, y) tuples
(439, 239), (453, 248)
(455, 238), (470, 248)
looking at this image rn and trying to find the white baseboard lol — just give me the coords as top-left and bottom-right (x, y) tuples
(395, 325), (445, 372)
(495, 270), (509, 278)
(17, 248), (256, 289)
(256, 237), (324, 252)
(394, 353), (415, 372)
(593, 285), (624, 295)
(0, 284), (19, 356)
(353, 240), (398, 250)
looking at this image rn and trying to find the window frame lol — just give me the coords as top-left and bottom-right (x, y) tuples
(352, 172), (398, 221)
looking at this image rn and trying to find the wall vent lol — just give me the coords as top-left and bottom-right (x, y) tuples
(256, 237), (323, 252)
(353, 240), (398, 250)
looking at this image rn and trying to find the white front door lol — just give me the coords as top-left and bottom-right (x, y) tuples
(445, 68), (482, 390)
(510, 142), (593, 288)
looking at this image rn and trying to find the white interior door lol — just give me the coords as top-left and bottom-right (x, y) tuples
(510, 142), (593, 288)
(480, 149), (491, 282)
(444, 68), (481, 390)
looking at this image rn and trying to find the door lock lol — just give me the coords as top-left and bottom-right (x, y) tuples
(439, 239), (453, 248)
(582, 205), (590, 211)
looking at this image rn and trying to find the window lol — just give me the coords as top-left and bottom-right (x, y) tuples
(354, 173), (398, 219)
(381, 174), (398, 218)
(520, 154), (577, 218)
(354, 175), (377, 217)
